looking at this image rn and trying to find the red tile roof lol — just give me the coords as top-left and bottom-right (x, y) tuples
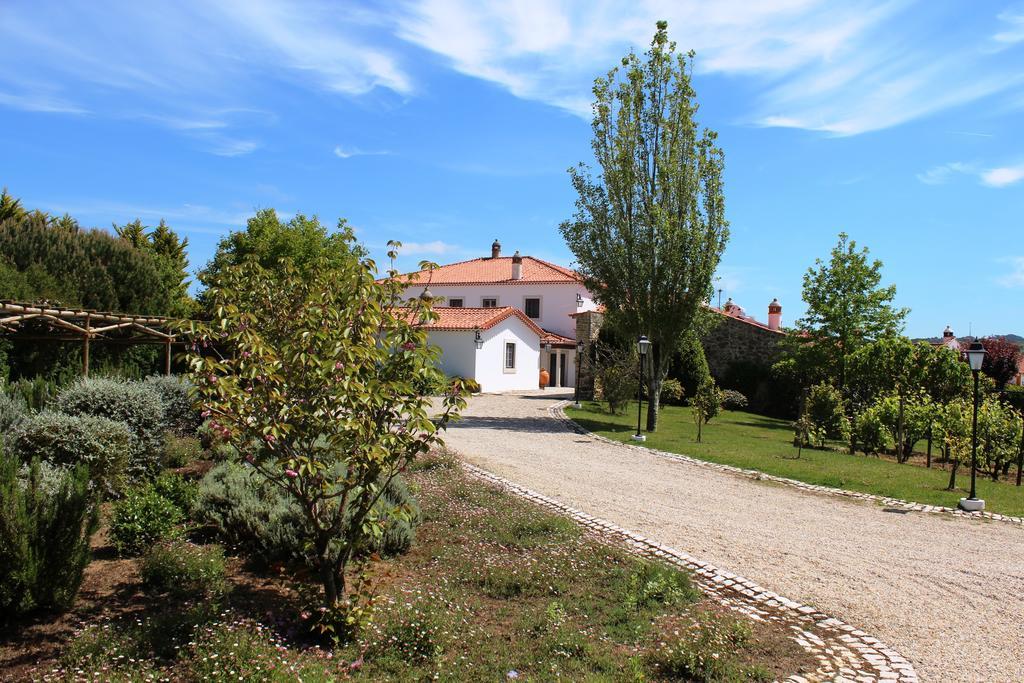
(407, 306), (545, 338)
(393, 256), (580, 286)
(540, 330), (576, 347)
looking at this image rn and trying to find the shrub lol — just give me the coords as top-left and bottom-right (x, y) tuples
(623, 562), (699, 612)
(0, 446), (100, 618)
(854, 408), (888, 456)
(869, 393), (935, 462)
(368, 599), (446, 663)
(197, 461), (419, 566)
(163, 434), (203, 468)
(1003, 385), (1024, 413)
(659, 378), (685, 405)
(803, 382), (850, 444)
(144, 374), (202, 436)
(196, 418), (227, 451)
(0, 389), (28, 436)
(55, 377), (167, 479)
(672, 331), (711, 398)
(456, 377), (481, 394)
(646, 612), (770, 682)
(13, 411), (133, 496)
(153, 471), (198, 516)
(109, 485), (182, 556)
(3, 376), (59, 411)
(595, 345), (638, 415)
(141, 540), (227, 598)
(720, 389), (748, 411)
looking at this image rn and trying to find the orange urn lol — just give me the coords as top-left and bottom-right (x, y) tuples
(539, 368), (550, 389)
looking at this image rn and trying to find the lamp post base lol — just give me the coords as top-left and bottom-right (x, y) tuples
(958, 497), (985, 512)
(631, 434), (647, 442)
(573, 402), (582, 409)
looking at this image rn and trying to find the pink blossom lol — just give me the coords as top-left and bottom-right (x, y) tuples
(201, 410), (211, 418)
(334, 361), (343, 370)
(285, 469), (298, 478)
(264, 434), (276, 443)
(208, 375), (218, 384)
(401, 341), (416, 351)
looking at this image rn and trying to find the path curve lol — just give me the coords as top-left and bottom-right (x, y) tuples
(442, 391), (1024, 683)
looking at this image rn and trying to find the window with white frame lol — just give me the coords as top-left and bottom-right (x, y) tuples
(482, 297), (498, 308)
(504, 342), (516, 370)
(523, 297), (541, 319)
(448, 297), (464, 307)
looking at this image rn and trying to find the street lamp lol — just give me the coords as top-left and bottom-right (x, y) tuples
(633, 335), (651, 442)
(960, 340), (987, 512)
(474, 328), (483, 350)
(573, 339), (585, 408)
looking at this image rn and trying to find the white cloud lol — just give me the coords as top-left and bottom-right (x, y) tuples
(396, 0), (1024, 135)
(994, 9), (1024, 45)
(916, 161), (972, 185)
(981, 164), (1024, 187)
(333, 145), (391, 159)
(0, 89), (88, 114)
(397, 240), (462, 256)
(997, 256), (1024, 287)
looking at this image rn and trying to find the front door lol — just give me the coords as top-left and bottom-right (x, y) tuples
(559, 353), (567, 387)
(549, 353), (558, 387)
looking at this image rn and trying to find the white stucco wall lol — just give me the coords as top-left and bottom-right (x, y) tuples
(423, 316), (541, 392)
(404, 283), (598, 338)
(424, 330), (477, 380)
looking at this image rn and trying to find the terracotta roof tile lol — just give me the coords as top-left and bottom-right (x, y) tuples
(405, 306), (545, 338)
(393, 256), (580, 286)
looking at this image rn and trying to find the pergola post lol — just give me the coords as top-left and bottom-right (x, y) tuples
(164, 339), (172, 375)
(83, 313), (91, 378)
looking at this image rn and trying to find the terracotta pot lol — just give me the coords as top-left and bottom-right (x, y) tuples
(539, 368), (550, 389)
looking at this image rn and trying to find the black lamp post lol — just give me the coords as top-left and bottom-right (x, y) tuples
(573, 339), (585, 408)
(960, 340), (987, 511)
(633, 335), (651, 442)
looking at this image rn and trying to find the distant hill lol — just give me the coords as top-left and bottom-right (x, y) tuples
(916, 334), (1023, 346)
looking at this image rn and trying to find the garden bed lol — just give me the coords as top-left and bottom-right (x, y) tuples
(1, 454), (812, 682)
(567, 400), (1024, 517)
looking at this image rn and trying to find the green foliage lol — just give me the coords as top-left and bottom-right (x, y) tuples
(792, 414), (822, 451)
(646, 612), (770, 682)
(595, 344), (638, 414)
(163, 434), (203, 468)
(720, 389), (748, 411)
(692, 377), (720, 443)
(803, 383), (850, 445)
(0, 387), (29, 436)
(197, 208), (363, 299)
(853, 409), (889, 456)
(3, 375), (59, 411)
(1004, 385), (1024, 414)
(114, 219), (195, 317)
(560, 22), (729, 432)
(0, 446), (100, 618)
(144, 374), (202, 436)
(455, 377), (481, 393)
(109, 485), (183, 556)
(197, 460), (420, 565)
(793, 233), (908, 388)
(152, 471), (198, 516)
(55, 377), (167, 479)
(368, 599), (446, 663)
(12, 410), (133, 496)
(976, 398), (1023, 480)
(868, 393), (935, 462)
(140, 540), (227, 599)
(623, 562), (700, 612)
(659, 377), (685, 405)
(847, 337), (970, 409)
(673, 331), (713, 399)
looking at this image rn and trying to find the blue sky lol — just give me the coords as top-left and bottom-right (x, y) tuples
(1, 0), (1022, 338)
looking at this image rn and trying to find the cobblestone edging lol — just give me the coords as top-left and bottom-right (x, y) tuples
(554, 403), (1024, 527)
(463, 462), (919, 683)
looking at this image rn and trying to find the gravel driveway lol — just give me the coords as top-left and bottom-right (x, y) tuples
(440, 390), (1024, 683)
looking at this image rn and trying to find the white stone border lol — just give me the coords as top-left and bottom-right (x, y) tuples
(463, 463), (918, 683)
(555, 402), (1024, 527)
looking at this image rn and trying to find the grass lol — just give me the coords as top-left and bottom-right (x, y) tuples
(567, 400), (1024, 517)
(37, 458), (810, 682)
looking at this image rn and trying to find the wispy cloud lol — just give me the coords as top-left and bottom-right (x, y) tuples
(916, 161), (973, 185)
(993, 8), (1024, 45)
(396, 0), (1024, 136)
(997, 256), (1024, 287)
(30, 198), (256, 234)
(0, 89), (89, 114)
(395, 240), (463, 256)
(333, 145), (391, 159)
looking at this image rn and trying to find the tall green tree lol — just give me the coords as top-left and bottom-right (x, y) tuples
(114, 218), (194, 316)
(199, 209), (362, 295)
(794, 233), (907, 388)
(0, 188), (27, 223)
(560, 22), (729, 431)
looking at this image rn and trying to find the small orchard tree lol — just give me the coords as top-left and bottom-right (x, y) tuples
(185, 242), (466, 638)
(977, 398), (1023, 481)
(692, 377), (720, 443)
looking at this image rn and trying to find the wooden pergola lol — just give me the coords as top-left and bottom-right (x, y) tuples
(0, 301), (187, 377)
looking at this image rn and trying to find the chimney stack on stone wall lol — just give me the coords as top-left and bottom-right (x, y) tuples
(767, 298), (782, 331)
(491, 239), (501, 259)
(511, 250), (523, 280)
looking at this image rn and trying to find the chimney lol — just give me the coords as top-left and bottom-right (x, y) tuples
(511, 250), (522, 280)
(491, 239), (501, 259)
(767, 298), (782, 331)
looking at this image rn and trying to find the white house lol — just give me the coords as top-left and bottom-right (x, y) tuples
(394, 240), (599, 391)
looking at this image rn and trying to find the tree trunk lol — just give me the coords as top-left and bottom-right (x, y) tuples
(896, 394), (906, 463)
(926, 425), (932, 468)
(947, 455), (959, 491)
(645, 346), (666, 432)
(696, 411), (702, 443)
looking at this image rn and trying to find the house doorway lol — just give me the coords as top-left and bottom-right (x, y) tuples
(548, 353), (558, 387)
(559, 353), (567, 388)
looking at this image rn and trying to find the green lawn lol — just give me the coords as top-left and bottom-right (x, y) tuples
(566, 401), (1024, 518)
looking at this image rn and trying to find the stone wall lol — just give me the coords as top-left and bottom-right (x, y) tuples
(700, 314), (785, 378)
(573, 309), (784, 397)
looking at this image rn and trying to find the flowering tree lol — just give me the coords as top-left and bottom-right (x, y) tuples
(185, 242), (466, 634)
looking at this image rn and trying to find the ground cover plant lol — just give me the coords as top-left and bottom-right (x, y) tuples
(568, 400), (1024, 516)
(7, 457), (809, 681)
